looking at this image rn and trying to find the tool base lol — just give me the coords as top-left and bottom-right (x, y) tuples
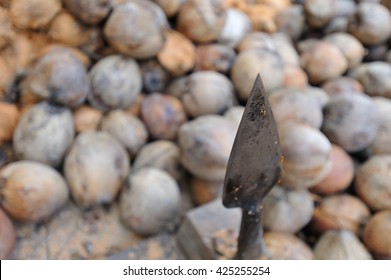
(177, 199), (241, 259)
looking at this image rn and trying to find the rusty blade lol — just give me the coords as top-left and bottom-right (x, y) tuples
(223, 74), (282, 208)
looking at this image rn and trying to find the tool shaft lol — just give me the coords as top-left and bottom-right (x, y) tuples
(235, 202), (265, 260)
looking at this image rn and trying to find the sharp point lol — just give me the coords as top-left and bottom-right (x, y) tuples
(255, 73), (262, 83)
(251, 74), (266, 99)
(254, 74), (264, 90)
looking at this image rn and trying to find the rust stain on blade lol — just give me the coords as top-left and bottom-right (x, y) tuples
(223, 74), (282, 208)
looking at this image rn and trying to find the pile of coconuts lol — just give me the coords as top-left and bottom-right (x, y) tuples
(1, 0), (391, 260)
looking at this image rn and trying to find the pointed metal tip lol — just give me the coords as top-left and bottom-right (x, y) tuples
(222, 72), (281, 207)
(252, 74), (266, 95)
(254, 74), (261, 84)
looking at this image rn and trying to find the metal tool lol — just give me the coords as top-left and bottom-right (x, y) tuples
(223, 74), (282, 260)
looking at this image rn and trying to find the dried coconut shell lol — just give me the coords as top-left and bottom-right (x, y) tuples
(140, 93), (187, 141)
(194, 44), (235, 74)
(349, 62), (391, 99)
(178, 115), (236, 182)
(321, 77), (363, 98)
(279, 122), (332, 189)
(48, 12), (89, 47)
(314, 229), (372, 260)
(237, 32), (276, 53)
(264, 232), (314, 260)
(300, 41), (348, 84)
(303, 0), (338, 28)
(268, 88), (323, 129)
(133, 140), (183, 181)
(192, 178), (223, 205)
(167, 71), (236, 117)
(283, 64), (308, 88)
(104, 1), (168, 58)
(371, 97), (391, 155)
(153, 0), (185, 17)
(177, 0), (227, 43)
(245, 4), (277, 33)
(0, 102), (19, 143)
(157, 30), (195, 77)
(272, 33), (300, 66)
(64, 131), (130, 208)
(275, 5), (305, 41)
(0, 7), (14, 50)
(310, 144), (354, 195)
(355, 155), (391, 211)
(119, 168), (181, 236)
(101, 110), (148, 158)
(263, 186), (314, 233)
(0, 56), (15, 97)
(348, 2), (391, 45)
(88, 55), (142, 111)
(140, 60), (170, 94)
(63, 0), (112, 25)
(10, 0), (61, 30)
(217, 8), (251, 48)
(321, 92), (379, 153)
(309, 194), (371, 235)
(0, 208), (16, 259)
(73, 105), (103, 133)
(22, 47), (89, 108)
(36, 44), (91, 68)
(363, 210), (391, 259)
(0, 161), (69, 222)
(323, 32), (365, 69)
(13, 102), (74, 167)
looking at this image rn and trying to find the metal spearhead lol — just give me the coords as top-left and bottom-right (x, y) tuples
(222, 74), (282, 260)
